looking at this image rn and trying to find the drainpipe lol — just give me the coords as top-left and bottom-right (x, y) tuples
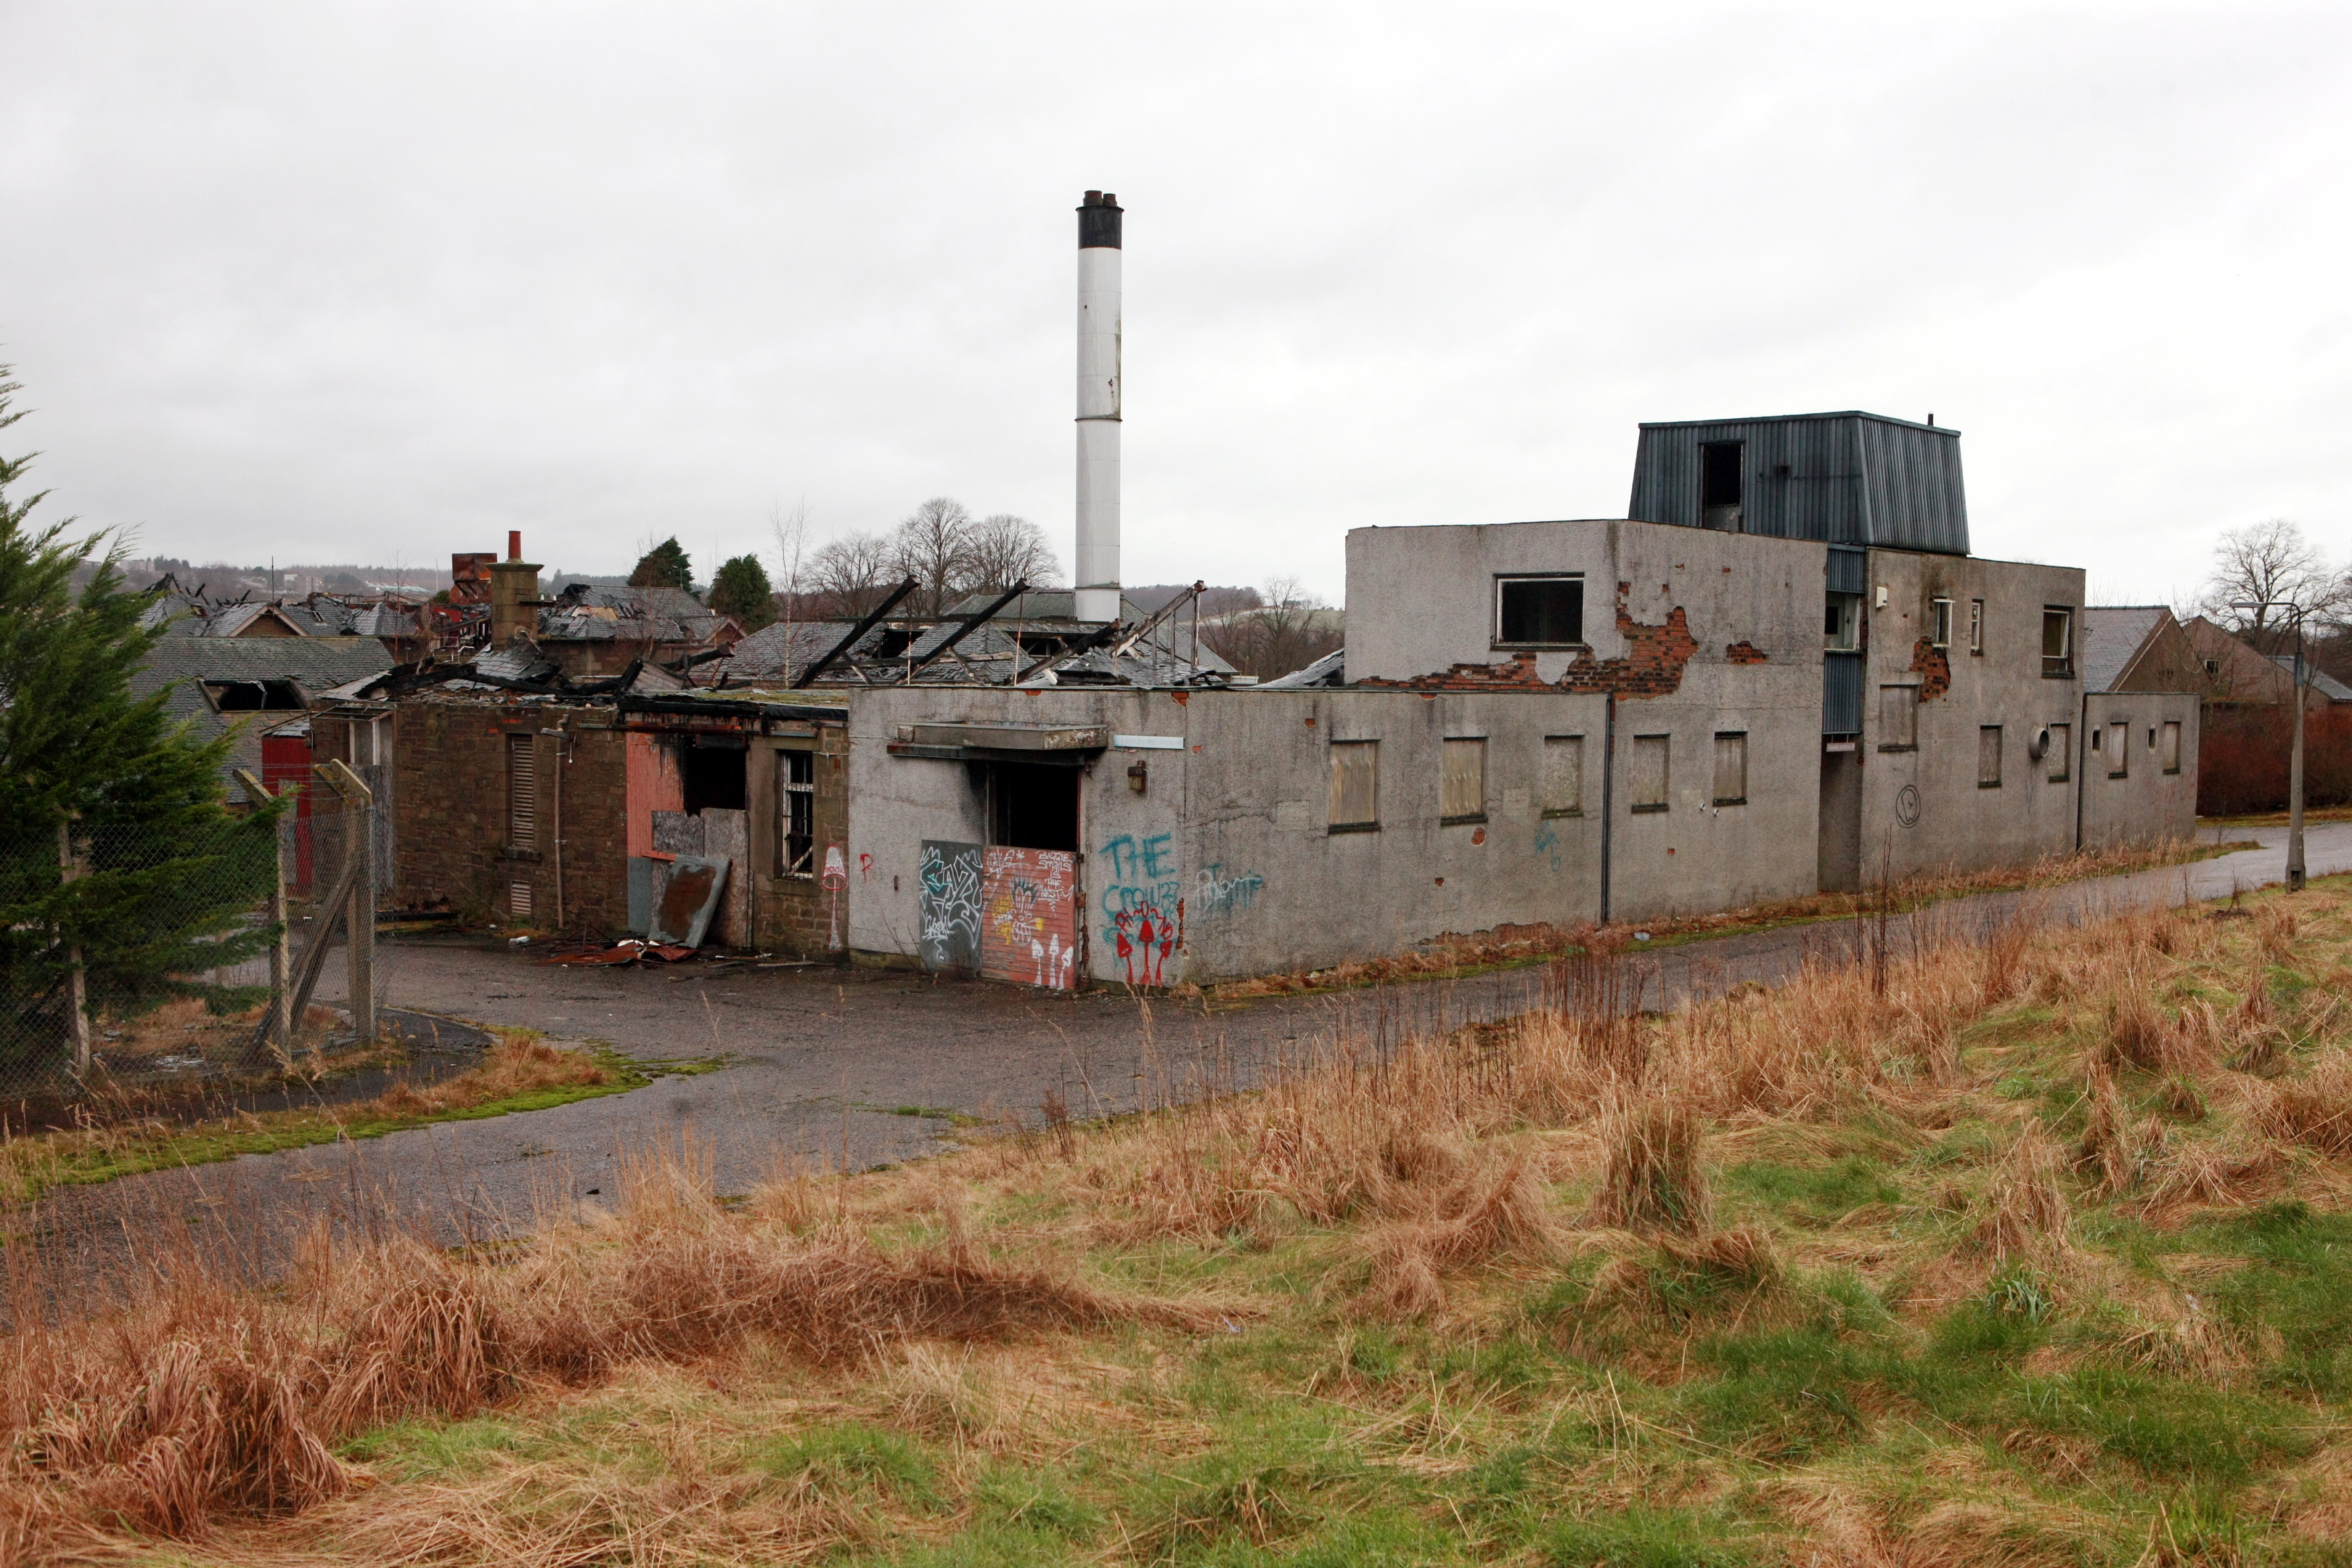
(1598, 693), (1616, 926)
(547, 724), (569, 931)
(2073, 689), (2088, 854)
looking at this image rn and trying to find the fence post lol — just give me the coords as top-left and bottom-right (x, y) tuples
(57, 818), (91, 1079)
(233, 768), (293, 1061)
(317, 760), (377, 1044)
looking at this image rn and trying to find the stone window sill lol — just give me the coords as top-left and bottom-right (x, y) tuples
(1541, 807), (1583, 820)
(1629, 802), (1669, 814)
(1440, 814), (1488, 827)
(1329, 821), (1379, 836)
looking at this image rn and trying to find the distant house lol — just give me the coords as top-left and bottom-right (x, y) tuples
(2080, 606), (2204, 695)
(130, 636), (395, 791)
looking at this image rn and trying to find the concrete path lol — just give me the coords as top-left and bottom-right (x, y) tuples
(23, 823), (2351, 1298)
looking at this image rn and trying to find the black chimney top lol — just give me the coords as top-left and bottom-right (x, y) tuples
(1078, 189), (1123, 249)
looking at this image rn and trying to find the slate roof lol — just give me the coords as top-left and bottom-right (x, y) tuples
(131, 637), (396, 786)
(2271, 656), (2352, 703)
(1262, 649), (1346, 688)
(2081, 606), (2168, 694)
(536, 584), (738, 645)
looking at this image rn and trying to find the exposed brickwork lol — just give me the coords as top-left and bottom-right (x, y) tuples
(754, 724), (851, 959)
(376, 698), (632, 935)
(1355, 584), (1704, 698)
(1556, 586), (1699, 696)
(1725, 641), (1770, 665)
(1909, 637), (1951, 701)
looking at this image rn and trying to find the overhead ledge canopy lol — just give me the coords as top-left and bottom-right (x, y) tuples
(887, 721), (1111, 764)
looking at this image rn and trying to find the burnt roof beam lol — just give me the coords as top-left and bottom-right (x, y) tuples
(899, 580), (1029, 682)
(793, 576), (918, 689)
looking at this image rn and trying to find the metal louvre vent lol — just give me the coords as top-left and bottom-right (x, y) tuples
(510, 881), (533, 918)
(507, 735), (536, 849)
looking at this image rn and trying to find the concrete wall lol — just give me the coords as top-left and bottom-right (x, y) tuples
(1347, 520), (1628, 684)
(2078, 692), (2201, 850)
(844, 685), (1614, 984)
(1856, 551), (2086, 881)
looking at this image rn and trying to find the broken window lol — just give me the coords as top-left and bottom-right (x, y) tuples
(1877, 685), (1917, 750)
(1542, 735), (1584, 817)
(1495, 575), (1583, 647)
(1969, 599), (1985, 656)
(2042, 608), (2075, 677)
(203, 679), (306, 711)
(1328, 740), (1379, 833)
(2107, 720), (2130, 778)
(682, 736), (748, 814)
(1630, 735), (1670, 812)
(2162, 720), (2181, 774)
(988, 761), (1079, 851)
(1824, 593), (1861, 651)
(1440, 738), (1486, 824)
(1979, 725), (2003, 788)
(1931, 598), (1954, 650)
(1712, 732), (1747, 806)
(776, 748), (815, 876)
(507, 734), (536, 851)
(1699, 441), (1744, 531)
(2047, 723), (2071, 783)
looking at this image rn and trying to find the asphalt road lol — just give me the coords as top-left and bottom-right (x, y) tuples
(25, 822), (2351, 1299)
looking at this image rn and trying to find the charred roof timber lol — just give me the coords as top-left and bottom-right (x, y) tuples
(1628, 411), (1970, 556)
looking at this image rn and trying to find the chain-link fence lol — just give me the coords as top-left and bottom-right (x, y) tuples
(0, 786), (377, 1108)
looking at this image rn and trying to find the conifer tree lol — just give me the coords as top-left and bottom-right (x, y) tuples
(627, 536), (693, 591)
(707, 553), (776, 631)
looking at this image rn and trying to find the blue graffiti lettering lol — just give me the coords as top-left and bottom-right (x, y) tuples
(1193, 862), (1266, 915)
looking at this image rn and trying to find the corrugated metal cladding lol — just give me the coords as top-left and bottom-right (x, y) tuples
(1823, 651), (1863, 735)
(1627, 412), (1970, 557)
(1826, 546), (1868, 595)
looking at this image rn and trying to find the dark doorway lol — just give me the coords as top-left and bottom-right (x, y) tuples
(1699, 441), (1744, 531)
(682, 738), (748, 814)
(1817, 747), (1861, 893)
(988, 761), (1079, 851)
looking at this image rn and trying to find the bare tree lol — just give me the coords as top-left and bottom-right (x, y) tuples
(890, 497), (976, 618)
(769, 498), (811, 679)
(963, 513), (1061, 593)
(1204, 576), (1344, 680)
(808, 530), (897, 618)
(2200, 520), (2338, 652)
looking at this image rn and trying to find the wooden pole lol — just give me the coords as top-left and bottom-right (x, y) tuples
(57, 819), (91, 1079)
(234, 768), (293, 1061)
(317, 760), (377, 1043)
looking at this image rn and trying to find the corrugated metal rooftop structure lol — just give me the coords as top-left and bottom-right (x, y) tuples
(1628, 411), (1969, 557)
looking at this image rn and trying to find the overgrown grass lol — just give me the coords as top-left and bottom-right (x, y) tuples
(0, 1033), (667, 1203)
(11, 879), (2352, 1565)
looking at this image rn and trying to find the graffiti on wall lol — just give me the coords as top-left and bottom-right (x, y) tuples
(1097, 831), (1183, 986)
(918, 839), (982, 972)
(981, 846), (1078, 989)
(1193, 862), (1265, 916)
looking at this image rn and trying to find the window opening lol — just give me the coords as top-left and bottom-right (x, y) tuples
(2162, 721), (2181, 774)
(1824, 593), (1861, 651)
(1328, 740), (1379, 833)
(1699, 441), (1744, 531)
(1495, 576), (1583, 647)
(1931, 598), (1954, 650)
(1978, 726), (2003, 788)
(2042, 608), (2074, 677)
(1877, 685), (1917, 750)
(2202, 658), (2221, 675)
(777, 749), (815, 876)
(1630, 735), (1670, 812)
(205, 679), (306, 711)
(507, 735), (536, 850)
(682, 738), (748, 814)
(1969, 599), (1985, 656)
(1712, 732), (1747, 806)
(987, 761), (1079, 851)
(2107, 720), (2129, 778)
(1440, 738), (1487, 824)
(1542, 735), (1584, 817)
(2047, 723), (2071, 783)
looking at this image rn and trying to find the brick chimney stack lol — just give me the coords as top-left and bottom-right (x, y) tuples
(488, 531), (541, 647)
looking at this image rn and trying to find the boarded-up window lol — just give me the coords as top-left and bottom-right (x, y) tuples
(1328, 740), (1379, 833)
(1630, 735), (1669, 812)
(1542, 735), (1584, 817)
(2047, 723), (2070, 783)
(2162, 720), (2181, 773)
(2107, 720), (2130, 778)
(1979, 726), (2003, 788)
(507, 735), (536, 850)
(777, 748), (815, 875)
(1440, 738), (1486, 823)
(1712, 732), (1747, 805)
(1878, 685), (1916, 749)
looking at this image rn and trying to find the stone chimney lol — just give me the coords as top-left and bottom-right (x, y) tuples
(488, 529), (541, 647)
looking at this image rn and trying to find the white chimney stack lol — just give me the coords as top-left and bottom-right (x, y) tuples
(1074, 190), (1122, 624)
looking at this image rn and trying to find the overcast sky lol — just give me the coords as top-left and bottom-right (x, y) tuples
(2, 3), (2347, 603)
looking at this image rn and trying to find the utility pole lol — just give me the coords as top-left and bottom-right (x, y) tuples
(2235, 599), (2308, 892)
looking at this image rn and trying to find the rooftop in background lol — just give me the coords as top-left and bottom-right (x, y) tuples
(2080, 605), (2173, 694)
(130, 636), (396, 785)
(1629, 409), (1969, 557)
